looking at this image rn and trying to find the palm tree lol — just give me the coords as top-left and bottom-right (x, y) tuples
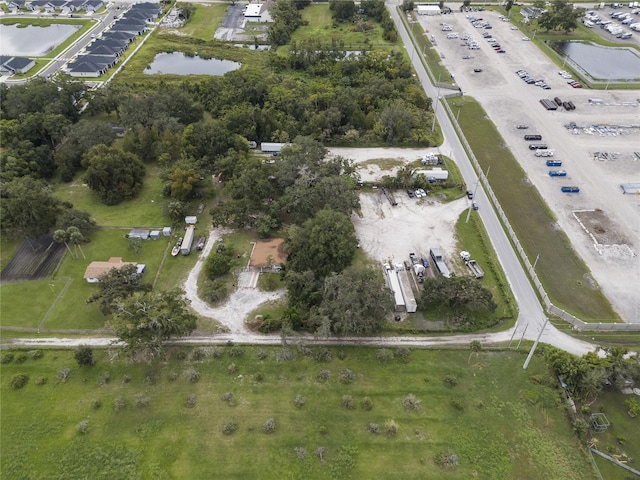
(53, 229), (74, 259)
(67, 227), (86, 259)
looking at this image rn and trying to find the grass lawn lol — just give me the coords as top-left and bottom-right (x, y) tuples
(447, 96), (618, 323)
(0, 236), (22, 271)
(177, 4), (228, 41)
(53, 165), (170, 228)
(0, 347), (597, 479)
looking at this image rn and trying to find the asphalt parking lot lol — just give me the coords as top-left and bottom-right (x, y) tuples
(418, 10), (640, 322)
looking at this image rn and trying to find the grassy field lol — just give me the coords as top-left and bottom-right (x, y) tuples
(177, 4), (228, 41)
(0, 346), (597, 479)
(447, 96), (618, 323)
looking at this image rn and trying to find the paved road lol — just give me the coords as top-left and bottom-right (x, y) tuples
(388, 3), (594, 355)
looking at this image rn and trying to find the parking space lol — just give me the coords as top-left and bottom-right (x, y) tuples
(418, 10), (640, 321)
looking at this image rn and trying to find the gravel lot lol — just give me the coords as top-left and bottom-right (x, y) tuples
(417, 10), (640, 322)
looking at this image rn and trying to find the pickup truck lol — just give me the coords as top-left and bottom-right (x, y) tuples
(546, 160), (562, 167)
(549, 170), (567, 176)
(409, 252), (419, 265)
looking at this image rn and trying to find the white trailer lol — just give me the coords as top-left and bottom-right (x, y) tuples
(384, 264), (406, 312)
(397, 269), (417, 313)
(180, 225), (195, 255)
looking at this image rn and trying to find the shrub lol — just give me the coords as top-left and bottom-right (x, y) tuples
(186, 394), (197, 408)
(616, 435), (627, 446)
(57, 368), (71, 383)
(186, 368), (200, 383)
(383, 419), (398, 437)
(28, 350), (43, 359)
(255, 373), (264, 382)
(317, 369), (331, 382)
(394, 347), (411, 361)
(342, 395), (355, 409)
(315, 446), (327, 461)
(314, 349), (332, 362)
(339, 369), (355, 384)
(135, 394), (150, 408)
(15, 353), (28, 364)
(98, 372), (110, 387)
(360, 397), (374, 410)
(74, 346), (95, 367)
(444, 376), (458, 387)
(368, 423), (380, 434)
(175, 350), (188, 360)
(143, 371), (158, 386)
(2, 353), (14, 364)
(257, 349), (268, 360)
(277, 348), (294, 362)
(35, 376), (47, 386)
(299, 346), (313, 357)
(122, 374), (132, 384)
(190, 348), (207, 361)
(403, 394), (421, 411)
(211, 347), (225, 359)
(294, 394), (305, 408)
(229, 347), (244, 358)
(336, 350), (347, 360)
(114, 397), (126, 412)
(450, 398), (465, 411)
(376, 349), (393, 363)
(434, 449), (459, 468)
(581, 405), (591, 415)
(319, 425), (328, 435)
(222, 418), (237, 435)
(262, 418), (276, 434)
(294, 447), (307, 459)
(11, 373), (29, 390)
(228, 363), (238, 374)
(222, 392), (233, 404)
(77, 420), (89, 434)
(92, 399), (102, 410)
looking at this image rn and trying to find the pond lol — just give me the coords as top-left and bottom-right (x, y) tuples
(0, 24), (81, 56)
(144, 52), (241, 75)
(553, 41), (640, 81)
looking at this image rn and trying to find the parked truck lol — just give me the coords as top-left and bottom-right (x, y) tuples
(561, 186), (580, 193)
(549, 170), (567, 176)
(466, 260), (485, 279)
(430, 247), (451, 278)
(546, 160), (562, 166)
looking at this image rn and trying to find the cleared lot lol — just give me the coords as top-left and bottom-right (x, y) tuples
(419, 10), (640, 322)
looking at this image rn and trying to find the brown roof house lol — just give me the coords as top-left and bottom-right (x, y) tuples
(249, 239), (286, 272)
(84, 257), (145, 283)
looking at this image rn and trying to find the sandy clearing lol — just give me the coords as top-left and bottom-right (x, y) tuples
(418, 10), (640, 322)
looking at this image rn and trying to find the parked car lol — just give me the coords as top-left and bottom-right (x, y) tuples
(472, 202), (479, 210)
(407, 189), (414, 198)
(474, 68), (483, 72)
(466, 189), (474, 199)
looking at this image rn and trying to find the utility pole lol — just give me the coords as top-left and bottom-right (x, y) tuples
(523, 317), (549, 369)
(465, 179), (480, 223)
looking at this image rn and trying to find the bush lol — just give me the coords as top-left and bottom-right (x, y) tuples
(15, 353), (28, 363)
(35, 376), (48, 386)
(450, 398), (465, 411)
(74, 346), (95, 367)
(403, 394), (421, 411)
(360, 397), (374, 410)
(294, 394), (305, 408)
(314, 348), (332, 362)
(383, 419), (398, 437)
(254, 372), (264, 382)
(114, 397), (126, 412)
(190, 348), (207, 361)
(186, 368), (200, 383)
(394, 347), (411, 361)
(444, 376), (458, 387)
(299, 346), (313, 357)
(257, 349), (268, 360)
(434, 449), (459, 468)
(229, 347), (244, 358)
(98, 372), (110, 387)
(376, 349), (393, 363)
(222, 418), (237, 435)
(92, 399), (102, 410)
(317, 369), (331, 382)
(211, 347), (225, 359)
(336, 350), (347, 360)
(57, 368), (71, 383)
(77, 420), (89, 434)
(262, 418), (276, 434)
(28, 350), (43, 359)
(135, 394), (150, 408)
(339, 369), (355, 384)
(186, 394), (197, 408)
(294, 447), (307, 459)
(227, 363), (238, 374)
(222, 392), (234, 404)
(581, 405), (591, 415)
(342, 395), (355, 409)
(10, 373), (29, 390)
(143, 371), (158, 386)
(277, 348), (294, 362)
(1, 353), (15, 364)
(368, 423), (380, 434)
(175, 350), (188, 360)
(122, 374), (132, 384)
(616, 435), (627, 446)
(319, 425), (328, 435)
(315, 446), (326, 461)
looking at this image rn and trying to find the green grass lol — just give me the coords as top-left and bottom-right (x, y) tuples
(178, 4), (228, 41)
(0, 278), (71, 329)
(0, 236), (22, 271)
(53, 165), (170, 227)
(0, 347), (597, 479)
(447, 96), (618, 323)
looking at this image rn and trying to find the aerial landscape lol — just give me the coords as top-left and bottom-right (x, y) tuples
(1, 0), (640, 478)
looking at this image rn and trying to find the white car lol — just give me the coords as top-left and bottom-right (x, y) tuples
(522, 36), (530, 41)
